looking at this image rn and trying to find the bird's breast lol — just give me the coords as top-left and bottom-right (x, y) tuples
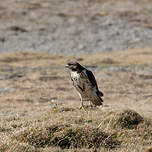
(71, 71), (91, 89)
(71, 72), (81, 83)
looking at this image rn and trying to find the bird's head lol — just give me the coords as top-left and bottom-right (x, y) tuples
(65, 62), (84, 72)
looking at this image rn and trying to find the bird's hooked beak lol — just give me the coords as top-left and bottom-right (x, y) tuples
(65, 64), (70, 68)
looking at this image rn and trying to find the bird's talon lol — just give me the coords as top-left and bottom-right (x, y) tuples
(79, 106), (83, 109)
(79, 106), (86, 110)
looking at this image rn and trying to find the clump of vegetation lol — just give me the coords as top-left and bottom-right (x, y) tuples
(52, 127), (120, 149)
(114, 110), (143, 129)
(103, 110), (143, 129)
(14, 124), (120, 149)
(15, 125), (64, 148)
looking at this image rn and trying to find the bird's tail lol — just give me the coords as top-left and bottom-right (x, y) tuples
(98, 95), (103, 103)
(91, 93), (103, 106)
(97, 91), (104, 104)
(97, 91), (104, 97)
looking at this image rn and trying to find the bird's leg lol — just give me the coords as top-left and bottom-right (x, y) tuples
(79, 94), (85, 110)
(89, 101), (97, 108)
(79, 97), (85, 109)
(89, 101), (94, 107)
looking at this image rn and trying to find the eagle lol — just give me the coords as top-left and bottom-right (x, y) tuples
(66, 62), (104, 109)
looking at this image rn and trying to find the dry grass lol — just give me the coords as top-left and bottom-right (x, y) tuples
(0, 48), (152, 67)
(83, 48), (152, 66)
(0, 48), (152, 151)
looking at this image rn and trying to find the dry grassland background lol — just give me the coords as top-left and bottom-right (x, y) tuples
(0, 49), (151, 152)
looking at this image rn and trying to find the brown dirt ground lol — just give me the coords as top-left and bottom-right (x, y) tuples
(0, 48), (152, 117)
(0, 49), (151, 151)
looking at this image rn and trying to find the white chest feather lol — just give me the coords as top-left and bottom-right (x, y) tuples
(71, 70), (94, 92)
(71, 71), (81, 81)
(71, 70), (88, 84)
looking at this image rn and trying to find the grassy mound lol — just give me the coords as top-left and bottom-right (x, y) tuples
(14, 124), (120, 149)
(52, 127), (119, 149)
(103, 110), (143, 129)
(1, 109), (152, 152)
(114, 110), (143, 129)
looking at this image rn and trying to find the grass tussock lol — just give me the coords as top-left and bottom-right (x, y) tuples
(116, 110), (143, 129)
(101, 110), (144, 130)
(0, 108), (152, 152)
(15, 124), (65, 148)
(113, 110), (143, 129)
(14, 124), (120, 149)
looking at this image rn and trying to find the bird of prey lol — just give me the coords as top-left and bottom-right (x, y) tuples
(66, 62), (103, 109)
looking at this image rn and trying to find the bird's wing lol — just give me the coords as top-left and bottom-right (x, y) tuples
(85, 69), (104, 97)
(85, 70), (98, 88)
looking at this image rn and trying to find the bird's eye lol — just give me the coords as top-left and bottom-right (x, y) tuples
(68, 63), (72, 66)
